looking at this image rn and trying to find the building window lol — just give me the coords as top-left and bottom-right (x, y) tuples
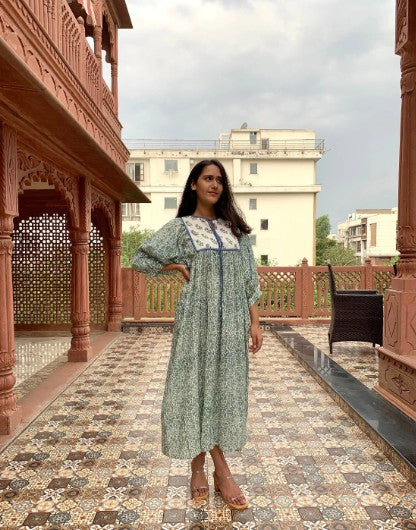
(250, 163), (257, 175)
(133, 203), (140, 217)
(260, 219), (268, 230)
(260, 255), (268, 265)
(249, 198), (257, 210)
(261, 138), (269, 149)
(164, 197), (177, 209)
(126, 162), (144, 182)
(249, 234), (256, 245)
(370, 223), (377, 246)
(249, 132), (257, 144)
(165, 160), (178, 172)
(121, 203), (127, 216)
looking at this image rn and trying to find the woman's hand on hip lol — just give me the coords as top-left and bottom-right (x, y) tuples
(176, 263), (190, 281)
(161, 263), (190, 281)
(249, 323), (263, 354)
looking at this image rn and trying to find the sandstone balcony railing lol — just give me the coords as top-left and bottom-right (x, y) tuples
(122, 259), (394, 323)
(1, 0), (128, 168)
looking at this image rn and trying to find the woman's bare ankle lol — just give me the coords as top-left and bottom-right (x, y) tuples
(191, 452), (206, 471)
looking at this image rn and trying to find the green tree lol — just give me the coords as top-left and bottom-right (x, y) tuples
(316, 214), (336, 265)
(316, 214), (358, 265)
(323, 245), (357, 265)
(121, 226), (154, 267)
(316, 214), (331, 239)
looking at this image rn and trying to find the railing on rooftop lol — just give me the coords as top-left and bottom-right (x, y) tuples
(122, 260), (393, 322)
(123, 139), (325, 152)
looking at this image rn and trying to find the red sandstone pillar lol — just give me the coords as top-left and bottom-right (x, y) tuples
(107, 201), (122, 331)
(111, 62), (118, 114)
(68, 230), (92, 361)
(0, 124), (21, 433)
(375, 3), (416, 419)
(107, 237), (122, 331)
(68, 177), (92, 362)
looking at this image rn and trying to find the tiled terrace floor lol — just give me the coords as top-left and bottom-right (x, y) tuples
(1, 327), (415, 529)
(14, 336), (71, 402)
(294, 325), (379, 391)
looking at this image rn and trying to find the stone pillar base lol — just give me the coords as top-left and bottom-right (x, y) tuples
(68, 346), (92, 362)
(0, 406), (22, 435)
(107, 321), (121, 332)
(375, 346), (416, 420)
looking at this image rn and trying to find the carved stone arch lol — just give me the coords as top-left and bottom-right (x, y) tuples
(91, 187), (116, 238)
(17, 149), (79, 228)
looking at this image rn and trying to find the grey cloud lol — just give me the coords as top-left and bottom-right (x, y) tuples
(119, 0), (400, 228)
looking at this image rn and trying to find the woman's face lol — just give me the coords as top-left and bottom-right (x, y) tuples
(191, 164), (224, 206)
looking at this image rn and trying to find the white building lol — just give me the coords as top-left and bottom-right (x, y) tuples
(338, 208), (398, 264)
(123, 128), (324, 265)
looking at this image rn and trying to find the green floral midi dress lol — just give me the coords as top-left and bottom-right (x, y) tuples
(132, 215), (261, 459)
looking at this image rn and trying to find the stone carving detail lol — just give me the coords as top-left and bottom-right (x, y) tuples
(405, 295), (416, 350)
(0, 3), (128, 167)
(384, 292), (399, 348)
(396, 0), (409, 53)
(91, 186), (116, 238)
(397, 224), (416, 249)
(400, 71), (416, 96)
(17, 149), (79, 228)
(0, 239), (13, 256)
(392, 373), (410, 395)
(0, 125), (18, 216)
(382, 363), (416, 408)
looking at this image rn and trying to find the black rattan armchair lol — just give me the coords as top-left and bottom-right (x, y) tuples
(327, 264), (383, 354)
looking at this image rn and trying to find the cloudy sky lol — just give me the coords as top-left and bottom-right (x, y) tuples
(118, 0), (400, 230)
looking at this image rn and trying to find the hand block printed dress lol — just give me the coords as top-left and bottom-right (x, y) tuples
(132, 215), (261, 459)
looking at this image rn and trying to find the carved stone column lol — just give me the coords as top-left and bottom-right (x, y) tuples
(0, 123), (21, 433)
(68, 178), (92, 362)
(68, 230), (92, 361)
(111, 62), (118, 114)
(107, 200), (122, 331)
(107, 237), (122, 331)
(374, 2), (416, 419)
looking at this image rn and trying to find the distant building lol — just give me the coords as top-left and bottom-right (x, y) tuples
(338, 208), (398, 264)
(123, 128), (324, 265)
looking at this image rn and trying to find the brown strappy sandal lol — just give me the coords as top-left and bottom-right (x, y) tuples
(190, 469), (209, 501)
(213, 471), (249, 510)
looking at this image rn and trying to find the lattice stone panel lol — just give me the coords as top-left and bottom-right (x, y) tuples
(12, 213), (72, 324)
(374, 270), (394, 294)
(312, 270), (363, 315)
(145, 273), (184, 315)
(312, 271), (331, 315)
(89, 223), (106, 325)
(12, 214), (106, 326)
(258, 270), (297, 315)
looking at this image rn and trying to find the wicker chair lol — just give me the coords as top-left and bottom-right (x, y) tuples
(327, 264), (383, 354)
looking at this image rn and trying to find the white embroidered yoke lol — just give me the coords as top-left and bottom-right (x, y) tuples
(181, 215), (240, 251)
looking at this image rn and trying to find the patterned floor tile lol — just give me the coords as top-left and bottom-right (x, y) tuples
(0, 327), (414, 528)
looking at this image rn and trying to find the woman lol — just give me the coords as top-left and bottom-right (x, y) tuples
(132, 159), (262, 510)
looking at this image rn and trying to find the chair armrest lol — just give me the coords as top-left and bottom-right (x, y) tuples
(337, 290), (378, 295)
(334, 293), (383, 303)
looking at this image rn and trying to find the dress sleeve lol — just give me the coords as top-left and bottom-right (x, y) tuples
(240, 233), (262, 307)
(131, 218), (184, 276)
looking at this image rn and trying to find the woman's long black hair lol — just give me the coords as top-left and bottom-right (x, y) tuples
(176, 159), (251, 237)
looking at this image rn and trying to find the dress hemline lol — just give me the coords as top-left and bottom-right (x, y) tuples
(161, 439), (247, 460)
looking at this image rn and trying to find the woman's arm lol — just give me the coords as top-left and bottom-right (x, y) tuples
(161, 263), (190, 281)
(249, 301), (263, 354)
